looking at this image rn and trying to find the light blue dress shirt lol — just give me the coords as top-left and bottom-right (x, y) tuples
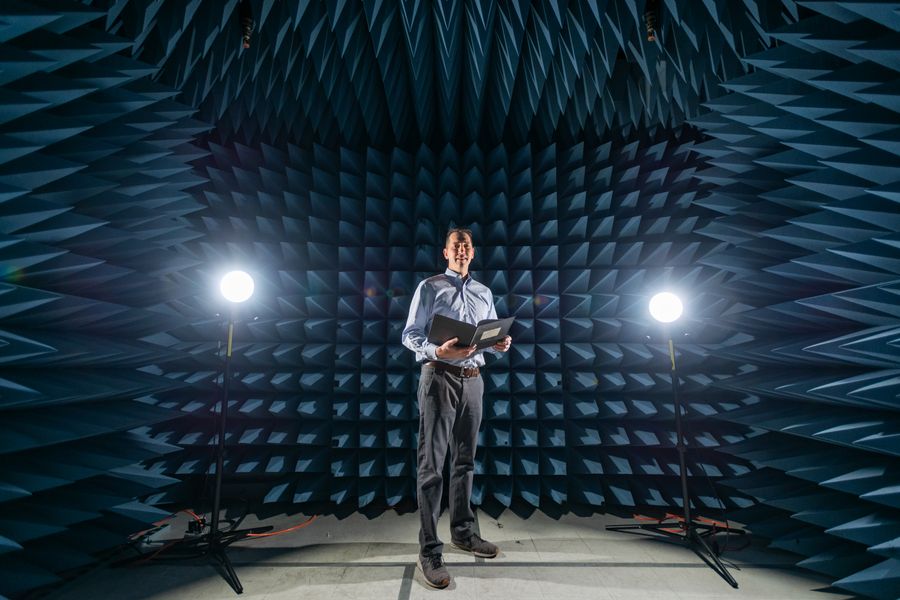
(402, 268), (498, 367)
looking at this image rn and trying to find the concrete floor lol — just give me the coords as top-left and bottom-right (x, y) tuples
(46, 510), (858, 600)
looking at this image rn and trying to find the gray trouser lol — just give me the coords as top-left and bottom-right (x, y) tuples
(416, 364), (484, 557)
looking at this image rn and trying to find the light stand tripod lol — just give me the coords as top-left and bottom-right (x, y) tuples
(606, 328), (744, 589)
(187, 310), (269, 594)
(126, 272), (270, 594)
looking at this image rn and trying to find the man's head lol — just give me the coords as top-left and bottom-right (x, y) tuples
(443, 227), (474, 275)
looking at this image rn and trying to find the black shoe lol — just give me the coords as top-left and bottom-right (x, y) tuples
(451, 533), (499, 558)
(417, 553), (451, 589)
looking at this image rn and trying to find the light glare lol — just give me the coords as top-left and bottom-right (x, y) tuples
(649, 292), (683, 323)
(220, 270), (254, 303)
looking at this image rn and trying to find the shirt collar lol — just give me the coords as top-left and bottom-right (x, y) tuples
(444, 267), (471, 283)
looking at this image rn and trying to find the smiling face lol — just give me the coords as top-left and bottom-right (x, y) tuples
(443, 230), (474, 276)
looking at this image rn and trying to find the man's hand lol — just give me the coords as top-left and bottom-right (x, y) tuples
(436, 337), (477, 360)
(492, 336), (512, 353)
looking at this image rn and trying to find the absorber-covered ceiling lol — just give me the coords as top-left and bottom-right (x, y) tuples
(100, 0), (794, 146)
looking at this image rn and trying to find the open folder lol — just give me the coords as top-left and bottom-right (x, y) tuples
(427, 314), (515, 350)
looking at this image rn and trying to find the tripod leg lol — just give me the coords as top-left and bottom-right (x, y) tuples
(211, 544), (244, 594)
(691, 529), (738, 589)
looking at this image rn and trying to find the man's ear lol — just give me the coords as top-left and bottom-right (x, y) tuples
(442, 247), (449, 260)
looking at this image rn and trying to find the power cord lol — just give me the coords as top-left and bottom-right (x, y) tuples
(126, 510), (320, 563)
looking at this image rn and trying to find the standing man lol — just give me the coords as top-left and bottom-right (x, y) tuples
(402, 227), (512, 589)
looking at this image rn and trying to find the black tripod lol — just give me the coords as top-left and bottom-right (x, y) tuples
(128, 312), (271, 594)
(606, 335), (744, 588)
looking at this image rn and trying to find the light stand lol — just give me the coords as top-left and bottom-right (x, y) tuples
(199, 309), (253, 593)
(606, 293), (744, 588)
(126, 271), (270, 594)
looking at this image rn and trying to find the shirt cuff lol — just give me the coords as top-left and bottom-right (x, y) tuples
(424, 342), (438, 361)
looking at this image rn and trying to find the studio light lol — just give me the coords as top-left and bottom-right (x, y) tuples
(220, 270), (254, 303)
(649, 291), (683, 323)
(130, 267), (269, 594)
(609, 289), (744, 588)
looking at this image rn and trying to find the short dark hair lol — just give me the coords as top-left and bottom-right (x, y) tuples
(445, 227), (473, 247)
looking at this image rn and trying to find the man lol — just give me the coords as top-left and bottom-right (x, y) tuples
(402, 227), (512, 589)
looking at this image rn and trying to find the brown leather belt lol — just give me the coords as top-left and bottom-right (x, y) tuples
(424, 361), (480, 378)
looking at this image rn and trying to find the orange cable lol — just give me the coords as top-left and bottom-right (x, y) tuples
(129, 508), (204, 543)
(246, 515), (319, 538)
(181, 509), (204, 523)
(131, 511), (318, 562)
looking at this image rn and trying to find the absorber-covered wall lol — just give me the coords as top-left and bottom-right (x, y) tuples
(2, 1), (899, 599)
(0, 4), (207, 595)
(143, 127), (756, 520)
(687, 5), (900, 598)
